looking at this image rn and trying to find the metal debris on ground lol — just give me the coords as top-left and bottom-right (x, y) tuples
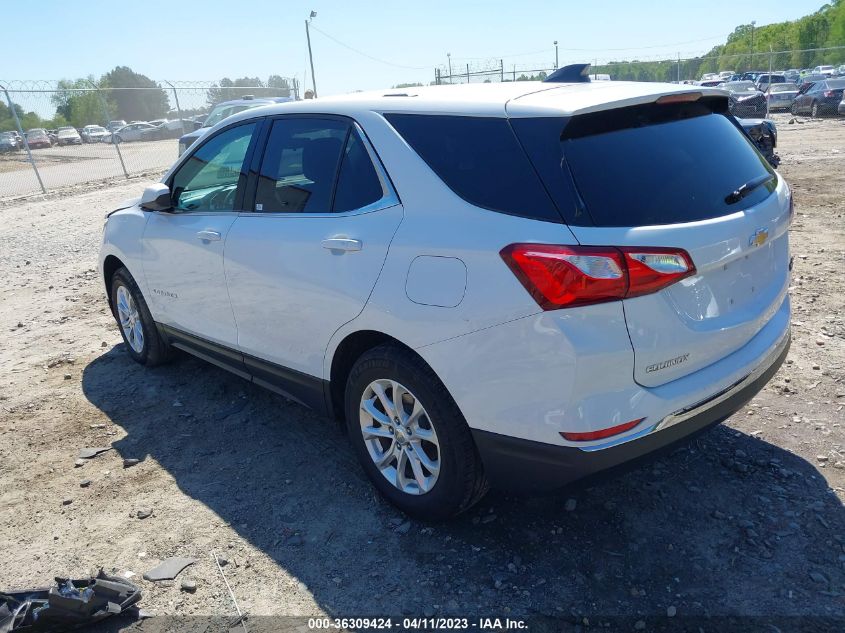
(77, 447), (112, 459)
(142, 557), (197, 582)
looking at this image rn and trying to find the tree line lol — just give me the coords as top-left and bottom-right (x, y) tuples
(598, 0), (845, 81)
(1, 69), (294, 132)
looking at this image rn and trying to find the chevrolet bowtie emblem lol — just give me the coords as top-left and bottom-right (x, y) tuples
(749, 227), (769, 247)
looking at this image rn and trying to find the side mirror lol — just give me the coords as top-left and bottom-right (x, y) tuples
(140, 183), (173, 212)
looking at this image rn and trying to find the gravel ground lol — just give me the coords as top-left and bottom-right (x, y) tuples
(0, 113), (844, 630)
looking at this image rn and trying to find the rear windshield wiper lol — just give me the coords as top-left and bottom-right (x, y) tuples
(724, 173), (775, 205)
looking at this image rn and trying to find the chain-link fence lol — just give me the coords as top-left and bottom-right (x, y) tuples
(0, 78), (299, 199)
(434, 46), (845, 85)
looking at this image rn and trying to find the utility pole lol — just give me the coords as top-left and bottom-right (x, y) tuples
(750, 21), (756, 71)
(447, 53), (452, 81)
(305, 11), (318, 97)
(554, 41), (559, 69)
(677, 52), (681, 82)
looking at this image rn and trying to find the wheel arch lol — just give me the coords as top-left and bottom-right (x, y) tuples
(102, 254), (126, 313)
(327, 330), (434, 422)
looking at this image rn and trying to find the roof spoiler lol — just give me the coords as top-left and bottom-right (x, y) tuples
(543, 63), (591, 83)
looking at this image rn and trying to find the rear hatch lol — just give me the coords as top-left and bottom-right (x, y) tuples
(512, 94), (791, 387)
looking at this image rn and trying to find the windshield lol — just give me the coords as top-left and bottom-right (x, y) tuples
(769, 84), (796, 93)
(547, 103), (774, 227)
(202, 103), (259, 128)
(827, 79), (845, 89)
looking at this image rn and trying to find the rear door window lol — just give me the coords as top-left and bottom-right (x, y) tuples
(514, 100), (775, 227)
(384, 114), (561, 223)
(255, 118), (349, 213)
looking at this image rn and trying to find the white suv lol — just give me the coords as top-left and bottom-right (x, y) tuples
(100, 67), (792, 519)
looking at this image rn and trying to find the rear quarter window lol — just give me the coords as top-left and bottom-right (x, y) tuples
(384, 113), (562, 223)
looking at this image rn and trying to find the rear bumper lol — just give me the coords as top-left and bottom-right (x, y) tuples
(473, 332), (789, 492)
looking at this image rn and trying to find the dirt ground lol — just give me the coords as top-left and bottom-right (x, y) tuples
(1, 113), (844, 630)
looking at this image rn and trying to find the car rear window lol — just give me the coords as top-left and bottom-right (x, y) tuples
(384, 113), (562, 223)
(513, 100), (776, 227)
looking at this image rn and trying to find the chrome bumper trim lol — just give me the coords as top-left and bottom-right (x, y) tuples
(653, 330), (790, 433)
(577, 329), (790, 452)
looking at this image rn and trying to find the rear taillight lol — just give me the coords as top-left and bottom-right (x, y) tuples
(500, 244), (695, 310)
(824, 90), (834, 98)
(622, 248), (696, 298)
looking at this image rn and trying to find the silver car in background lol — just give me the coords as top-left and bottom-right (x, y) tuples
(766, 84), (799, 112)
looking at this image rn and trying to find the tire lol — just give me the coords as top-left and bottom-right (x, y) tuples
(114, 135), (123, 144)
(109, 267), (172, 366)
(812, 102), (819, 117)
(344, 345), (488, 520)
(791, 102), (799, 116)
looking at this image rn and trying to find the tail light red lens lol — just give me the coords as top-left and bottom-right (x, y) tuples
(621, 247), (696, 298)
(501, 244), (695, 310)
(561, 418), (646, 441)
(824, 90), (834, 98)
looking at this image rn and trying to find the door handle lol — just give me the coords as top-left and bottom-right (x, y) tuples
(321, 238), (362, 252)
(196, 230), (222, 242)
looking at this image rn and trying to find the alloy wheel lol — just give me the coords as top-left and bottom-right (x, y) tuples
(359, 379), (441, 495)
(115, 285), (145, 354)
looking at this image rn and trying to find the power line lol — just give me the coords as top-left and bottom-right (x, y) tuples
(308, 24), (430, 70)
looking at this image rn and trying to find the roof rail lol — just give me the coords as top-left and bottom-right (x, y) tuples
(543, 63), (591, 83)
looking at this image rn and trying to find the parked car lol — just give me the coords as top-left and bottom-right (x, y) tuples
(152, 119), (193, 140)
(784, 69), (801, 83)
(177, 96), (292, 155)
(738, 118), (778, 166)
(722, 81), (767, 117)
(107, 120), (127, 134)
(766, 83), (799, 112)
(812, 65), (836, 77)
(698, 79), (724, 87)
(798, 74), (827, 92)
(25, 129), (52, 149)
(81, 125), (109, 143)
(56, 126), (83, 146)
(791, 78), (845, 116)
(740, 71), (763, 82)
(110, 122), (159, 143)
(838, 97), (845, 116)
(100, 75), (792, 518)
(755, 74), (786, 92)
(0, 131), (18, 153)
